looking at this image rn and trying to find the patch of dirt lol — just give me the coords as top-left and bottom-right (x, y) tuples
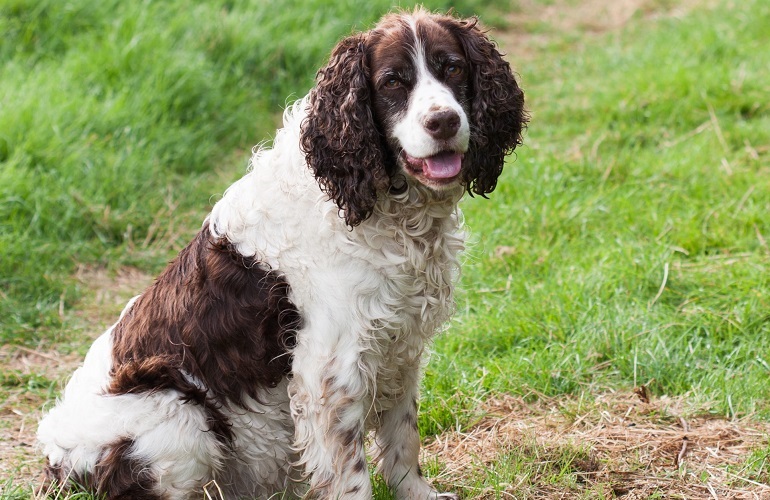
(423, 390), (770, 499)
(0, 266), (153, 488)
(72, 264), (155, 329)
(495, 0), (715, 60)
(0, 346), (79, 487)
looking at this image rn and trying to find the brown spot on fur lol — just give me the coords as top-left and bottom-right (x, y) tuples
(43, 440), (163, 500)
(41, 459), (67, 494)
(321, 374), (338, 398)
(340, 426), (360, 448)
(353, 458), (367, 473)
(110, 222), (300, 433)
(403, 410), (418, 429)
(306, 471), (335, 499)
(91, 439), (161, 499)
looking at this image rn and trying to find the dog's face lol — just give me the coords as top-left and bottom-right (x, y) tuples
(367, 14), (471, 190)
(301, 9), (527, 226)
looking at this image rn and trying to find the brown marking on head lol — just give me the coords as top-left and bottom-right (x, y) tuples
(300, 32), (389, 227)
(300, 9), (526, 225)
(432, 14), (527, 195)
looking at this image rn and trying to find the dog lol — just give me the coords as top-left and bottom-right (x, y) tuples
(38, 8), (526, 499)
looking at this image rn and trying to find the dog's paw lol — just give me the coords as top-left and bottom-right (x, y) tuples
(396, 480), (460, 500)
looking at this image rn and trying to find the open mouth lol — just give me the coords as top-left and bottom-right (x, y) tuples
(401, 150), (463, 185)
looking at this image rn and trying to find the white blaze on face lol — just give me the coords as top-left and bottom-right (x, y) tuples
(391, 18), (470, 184)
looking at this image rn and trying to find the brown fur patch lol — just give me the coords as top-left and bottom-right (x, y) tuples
(43, 440), (162, 499)
(301, 9), (525, 227)
(107, 355), (234, 442)
(109, 223), (300, 433)
(91, 439), (161, 499)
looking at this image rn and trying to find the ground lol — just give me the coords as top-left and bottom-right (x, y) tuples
(0, 266), (153, 485)
(423, 392), (770, 498)
(2, 0), (768, 498)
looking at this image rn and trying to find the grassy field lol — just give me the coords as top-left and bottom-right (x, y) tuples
(1, 0), (769, 498)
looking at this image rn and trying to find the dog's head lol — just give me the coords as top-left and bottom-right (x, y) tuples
(300, 9), (527, 227)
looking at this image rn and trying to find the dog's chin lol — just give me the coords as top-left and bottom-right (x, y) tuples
(399, 150), (464, 190)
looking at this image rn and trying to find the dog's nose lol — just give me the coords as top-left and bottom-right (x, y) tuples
(423, 109), (460, 140)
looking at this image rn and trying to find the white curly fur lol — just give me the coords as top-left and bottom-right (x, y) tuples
(210, 100), (465, 498)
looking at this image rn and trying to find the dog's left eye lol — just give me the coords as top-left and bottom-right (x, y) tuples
(445, 64), (463, 78)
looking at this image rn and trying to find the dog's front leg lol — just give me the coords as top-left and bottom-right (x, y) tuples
(289, 328), (371, 499)
(373, 360), (459, 500)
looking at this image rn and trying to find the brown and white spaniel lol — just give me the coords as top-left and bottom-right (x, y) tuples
(38, 8), (526, 499)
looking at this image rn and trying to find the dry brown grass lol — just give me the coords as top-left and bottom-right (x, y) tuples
(424, 390), (770, 498)
(0, 266), (153, 485)
(0, 346), (76, 485)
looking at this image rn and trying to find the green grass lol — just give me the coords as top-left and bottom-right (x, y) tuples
(422, 0), (770, 437)
(2, 0), (770, 498)
(737, 442), (770, 486)
(0, 0), (498, 346)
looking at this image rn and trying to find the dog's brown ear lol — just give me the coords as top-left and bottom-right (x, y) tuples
(300, 34), (389, 228)
(440, 16), (527, 196)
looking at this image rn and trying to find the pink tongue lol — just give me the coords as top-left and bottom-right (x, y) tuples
(423, 152), (462, 179)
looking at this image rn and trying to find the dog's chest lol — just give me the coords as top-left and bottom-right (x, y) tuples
(353, 207), (465, 410)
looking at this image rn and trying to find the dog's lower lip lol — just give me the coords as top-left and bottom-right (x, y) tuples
(401, 151), (464, 182)
(403, 152), (425, 173)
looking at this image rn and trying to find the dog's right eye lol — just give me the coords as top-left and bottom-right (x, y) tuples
(384, 78), (402, 89)
(445, 64), (463, 78)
